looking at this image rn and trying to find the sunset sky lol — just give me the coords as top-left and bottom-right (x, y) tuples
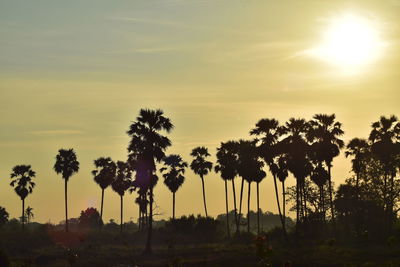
(0, 0), (399, 224)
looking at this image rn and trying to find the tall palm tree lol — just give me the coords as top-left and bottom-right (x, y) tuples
(127, 108), (173, 254)
(54, 148), (80, 232)
(308, 114), (344, 224)
(250, 118), (285, 232)
(111, 161), (132, 233)
(92, 157), (116, 228)
(160, 154), (187, 220)
(10, 165), (36, 229)
(345, 138), (370, 190)
(190, 147), (213, 217)
(369, 115), (399, 233)
(275, 155), (289, 232)
(25, 206), (34, 224)
(215, 141), (239, 236)
(237, 140), (265, 233)
(282, 118), (311, 227)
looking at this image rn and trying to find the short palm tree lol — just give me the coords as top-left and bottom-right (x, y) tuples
(215, 141), (239, 236)
(54, 148), (80, 232)
(345, 138), (370, 190)
(111, 161), (132, 233)
(10, 165), (36, 229)
(190, 147), (213, 217)
(25, 206), (34, 224)
(92, 157), (116, 227)
(127, 108), (173, 254)
(160, 154), (188, 220)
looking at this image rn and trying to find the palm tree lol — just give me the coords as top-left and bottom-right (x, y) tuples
(250, 118), (285, 232)
(369, 115), (399, 233)
(111, 161), (132, 233)
(190, 147), (213, 217)
(127, 108), (173, 254)
(275, 155), (289, 232)
(10, 165), (36, 229)
(282, 118), (311, 227)
(345, 138), (370, 190)
(237, 140), (265, 233)
(308, 114), (344, 224)
(25, 206), (34, 224)
(54, 148), (80, 232)
(215, 141), (239, 236)
(160, 154), (188, 220)
(92, 157), (116, 228)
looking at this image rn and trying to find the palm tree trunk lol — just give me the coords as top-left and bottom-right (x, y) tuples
(232, 179), (239, 233)
(273, 174), (285, 233)
(224, 179), (230, 238)
(138, 209), (141, 230)
(238, 177), (245, 231)
(120, 195), (123, 234)
(302, 181), (308, 219)
(22, 198), (25, 229)
(100, 188), (104, 229)
(295, 181), (299, 233)
(173, 192), (176, 220)
(65, 179), (69, 232)
(257, 182), (260, 235)
(282, 181), (286, 231)
(328, 166), (336, 228)
(145, 186), (153, 254)
(247, 181), (251, 233)
(200, 175), (208, 217)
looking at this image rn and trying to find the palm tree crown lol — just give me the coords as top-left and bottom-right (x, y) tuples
(54, 148), (80, 181)
(190, 147), (213, 176)
(92, 157), (117, 189)
(10, 165), (36, 200)
(160, 154), (187, 194)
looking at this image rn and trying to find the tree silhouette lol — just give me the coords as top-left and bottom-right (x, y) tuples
(237, 140), (265, 233)
(215, 141), (239, 236)
(0, 206), (9, 226)
(250, 118), (286, 233)
(54, 148), (80, 232)
(345, 138), (370, 191)
(127, 108), (173, 254)
(275, 155), (289, 233)
(10, 165), (36, 229)
(92, 157), (116, 228)
(190, 147), (213, 217)
(368, 115), (399, 234)
(25, 206), (34, 224)
(308, 114), (344, 226)
(160, 154), (188, 220)
(111, 161), (132, 233)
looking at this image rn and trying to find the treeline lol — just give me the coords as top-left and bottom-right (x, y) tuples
(3, 109), (399, 253)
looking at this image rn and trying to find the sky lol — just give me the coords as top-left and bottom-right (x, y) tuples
(0, 0), (399, 224)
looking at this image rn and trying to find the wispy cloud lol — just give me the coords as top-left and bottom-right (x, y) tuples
(28, 130), (84, 136)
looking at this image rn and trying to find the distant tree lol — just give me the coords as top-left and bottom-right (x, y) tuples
(345, 138), (370, 191)
(111, 161), (132, 233)
(275, 155), (289, 232)
(25, 206), (34, 224)
(92, 157), (116, 228)
(0, 206), (9, 226)
(127, 108), (173, 254)
(78, 207), (102, 229)
(190, 147), (213, 217)
(215, 141), (239, 236)
(160, 154), (188, 220)
(10, 165), (36, 229)
(54, 148), (80, 232)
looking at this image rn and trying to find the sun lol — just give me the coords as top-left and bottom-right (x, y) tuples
(309, 13), (385, 71)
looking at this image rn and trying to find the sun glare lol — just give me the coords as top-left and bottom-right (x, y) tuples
(309, 13), (385, 72)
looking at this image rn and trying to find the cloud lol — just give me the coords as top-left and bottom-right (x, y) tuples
(28, 130), (84, 136)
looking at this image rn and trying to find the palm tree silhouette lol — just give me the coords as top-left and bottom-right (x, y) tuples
(345, 138), (369, 191)
(127, 108), (173, 254)
(54, 148), (80, 232)
(281, 118), (311, 227)
(25, 206), (34, 224)
(190, 147), (213, 217)
(308, 114), (344, 225)
(215, 141), (239, 236)
(160, 154), (188, 220)
(275, 155), (289, 233)
(237, 140), (265, 233)
(10, 165), (36, 229)
(111, 161), (132, 233)
(368, 115), (399, 233)
(92, 157), (116, 228)
(250, 118), (286, 233)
